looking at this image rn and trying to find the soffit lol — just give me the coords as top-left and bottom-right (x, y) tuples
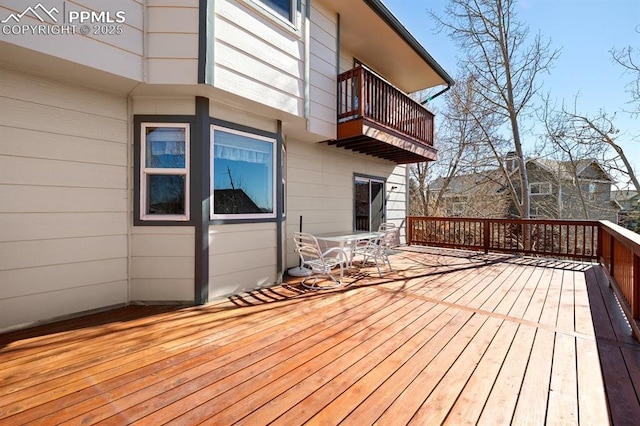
(317, 0), (451, 93)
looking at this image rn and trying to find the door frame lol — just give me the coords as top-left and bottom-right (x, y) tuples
(353, 173), (387, 231)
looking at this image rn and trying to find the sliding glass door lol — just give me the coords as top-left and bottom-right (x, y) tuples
(354, 176), (385, 231)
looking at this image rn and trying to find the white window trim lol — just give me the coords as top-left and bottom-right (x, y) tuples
(530, 182), (552, 196)
(211, 125), (277, 220)
(238, 0), (300, 33)
(140, 123), (190, 222)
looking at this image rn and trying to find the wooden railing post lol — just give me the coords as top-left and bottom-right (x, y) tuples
(407, 217), (413, 246)
(597, 222), (603, 263)
(483, 219), (490, 254)
(357, 67), (365, 118)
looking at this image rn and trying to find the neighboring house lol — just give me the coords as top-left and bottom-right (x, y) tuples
(0, 0), (453, 330)
(526, 158), (617, 222)
(428, 172), (509, 218)
(612, 189), (640, 232)
(612, 189), (640, 211)
(429, 158), (618, 221)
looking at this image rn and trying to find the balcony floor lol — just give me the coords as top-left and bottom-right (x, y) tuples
(1, 248), (639, 425)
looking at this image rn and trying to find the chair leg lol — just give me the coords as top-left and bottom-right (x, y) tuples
(301, 272), (342, 290)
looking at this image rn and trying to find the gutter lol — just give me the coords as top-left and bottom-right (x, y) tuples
(363, 0), (455, 87)
(421, 85), (451, 104)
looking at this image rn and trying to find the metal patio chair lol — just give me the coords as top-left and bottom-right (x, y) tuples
(293, 232), (349, 289)
(353, 226), (396, 277)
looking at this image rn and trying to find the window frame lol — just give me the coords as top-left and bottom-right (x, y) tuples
(210, 124), (278, 221)
(240, 0), (299, 30)
(529, 182), (552, 196)
(139, 122), (191, 222)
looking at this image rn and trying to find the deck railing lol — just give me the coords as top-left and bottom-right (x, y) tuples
(406, 216), (640, 336)
(599, 221), (640, 327)
(407, 217), (599, 260)
(337, 66), (435, 145)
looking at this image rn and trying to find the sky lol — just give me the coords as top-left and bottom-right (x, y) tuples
(382, 0), (640, 184)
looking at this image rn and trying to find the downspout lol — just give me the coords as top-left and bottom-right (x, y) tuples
(420, 85), (451, 105)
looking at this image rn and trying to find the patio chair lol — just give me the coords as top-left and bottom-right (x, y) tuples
(353, 226), (396, 277)
(293, 232), (349, 289)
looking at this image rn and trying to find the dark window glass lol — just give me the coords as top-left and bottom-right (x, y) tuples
(263, 0), (291, 20)
(147, 175), (186, 215)
(212, 129), (274, 216)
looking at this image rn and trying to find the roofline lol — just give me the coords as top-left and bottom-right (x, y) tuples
(364, 0), (455, 87)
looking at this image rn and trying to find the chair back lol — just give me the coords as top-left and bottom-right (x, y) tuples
(293, 232), (323, 264)
(378, 223), (396, 232)
(380, 227), (397, 249)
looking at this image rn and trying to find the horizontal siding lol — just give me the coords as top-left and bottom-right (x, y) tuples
(209, 223), (277, 298)
(387, 165), (407, 243)
(212, 0), (304, 116)
(0, 0), (143, 81)
(0, 281), (127, 331)
(132, 97), (196, 116)
(0, 67), (129, 330)
(1, 259), (127, 299)
(146, 2), (199, 84)
(130, 227), (195, 302)
(308, 1), (337, 139)
(285, 139), (402, 267)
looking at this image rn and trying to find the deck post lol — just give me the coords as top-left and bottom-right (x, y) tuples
(483, 219), (490, 254)
(407, 217), (413, 246)
(597, 222), (603, 263)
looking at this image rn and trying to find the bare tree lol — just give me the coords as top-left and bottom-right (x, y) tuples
(432, 0), (560, 218)
(410, 73), (502, 216)
(611, 28), (640, 114)
(541, 97), (640, 195)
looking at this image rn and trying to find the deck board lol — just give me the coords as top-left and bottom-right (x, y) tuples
(1, 247), (639, 425)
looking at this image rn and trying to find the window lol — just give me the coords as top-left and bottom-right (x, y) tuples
(261, 0), (293, 20)
(140, 123), (189, 221)
(211, 126), (276, 220)
(530, 182), (552, 196)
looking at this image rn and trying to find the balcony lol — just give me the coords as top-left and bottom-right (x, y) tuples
(326, 66), (437, 164)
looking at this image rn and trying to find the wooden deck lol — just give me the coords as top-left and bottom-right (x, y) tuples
(1, 247), (639, 425)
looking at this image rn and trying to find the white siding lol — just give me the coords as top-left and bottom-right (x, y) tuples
(387, 165), (408, 244)
(285, 139), (404, 267)
(146, 1), (200, 84)
(211, 0), (305, 116)
(209, 223), (277, 298)
(130, 228), (195, 301)
(0, 67), (129, 330)
(308, 1), (337, 139)
(0, 0), (144, 81)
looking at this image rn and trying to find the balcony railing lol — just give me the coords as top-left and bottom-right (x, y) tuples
(407, 216), (640, 339)
(332, 67), (436, 163)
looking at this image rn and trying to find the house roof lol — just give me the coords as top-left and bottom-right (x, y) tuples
(611, 190), (639, 202)
(527, 158), (612, 182)
(320, 0), (454, 92)
(429, 171), (504, 195)
(431, 158), (615, 196)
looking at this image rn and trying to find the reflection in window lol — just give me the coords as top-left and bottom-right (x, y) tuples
(140, 124), (189, 220)
(261, 0), (292, 21)
(147, 175), (186, 215)
(211, 126), (276, 219)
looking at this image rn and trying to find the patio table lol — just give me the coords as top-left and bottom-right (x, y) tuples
(315, 230), (384, 269)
